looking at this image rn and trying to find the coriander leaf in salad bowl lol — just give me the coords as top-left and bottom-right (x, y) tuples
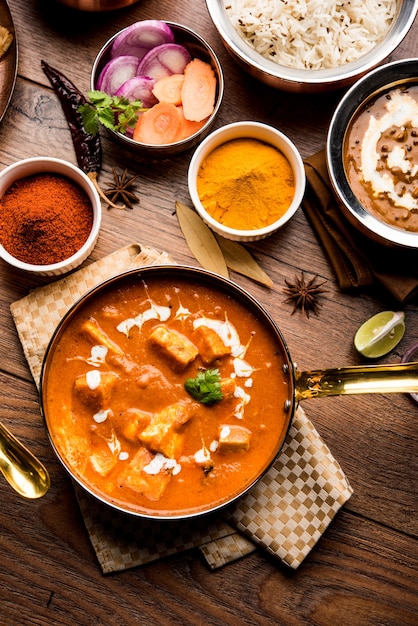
(86, 20), (224, 156)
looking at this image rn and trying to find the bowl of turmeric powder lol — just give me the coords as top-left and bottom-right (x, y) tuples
(0, 157), (102, 276)
(188, 121), (306, 241)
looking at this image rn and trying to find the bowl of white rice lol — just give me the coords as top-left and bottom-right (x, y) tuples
(206, 0), (418, 92)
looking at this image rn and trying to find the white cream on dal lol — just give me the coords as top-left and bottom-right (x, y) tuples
(194, 446), (212, 465)
(361, 90), (418, 211)
(172, 304), (192, 321)
(93, 408), (111, 424)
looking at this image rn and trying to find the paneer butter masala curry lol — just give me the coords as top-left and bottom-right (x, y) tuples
(42, 271), (291, 517)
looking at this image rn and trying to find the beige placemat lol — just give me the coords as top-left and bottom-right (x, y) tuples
(11, 243), (353, 571)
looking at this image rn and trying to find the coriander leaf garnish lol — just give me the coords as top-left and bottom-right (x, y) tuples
(78, 90), (147, 136)
(184, 368), (224, 405)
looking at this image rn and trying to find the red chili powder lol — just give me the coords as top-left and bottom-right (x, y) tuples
(0, 173), (94, 265)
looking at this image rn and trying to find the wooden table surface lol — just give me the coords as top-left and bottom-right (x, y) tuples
(0, 1), (417, 624)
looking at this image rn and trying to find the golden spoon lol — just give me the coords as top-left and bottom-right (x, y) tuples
(0, 421), (50, 499)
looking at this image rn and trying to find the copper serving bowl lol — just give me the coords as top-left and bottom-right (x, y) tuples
(206, 0), (418, 93)
(40, 266), (418, 520)
(327, 58), (418, 249)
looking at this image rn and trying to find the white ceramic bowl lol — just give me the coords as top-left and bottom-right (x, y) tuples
(206, 0), (418, 93)
(0, 157), (102, 276)
(188, 121), (305, 242)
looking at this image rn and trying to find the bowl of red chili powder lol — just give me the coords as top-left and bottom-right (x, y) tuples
(0, 157), (102, 276)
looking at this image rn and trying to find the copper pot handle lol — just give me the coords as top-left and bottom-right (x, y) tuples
(294, 361), (418, 402)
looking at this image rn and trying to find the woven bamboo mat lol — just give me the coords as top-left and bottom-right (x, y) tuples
(11, 243), (353, 572)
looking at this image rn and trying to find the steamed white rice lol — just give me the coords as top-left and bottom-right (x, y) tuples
(223, 0), (397, 70)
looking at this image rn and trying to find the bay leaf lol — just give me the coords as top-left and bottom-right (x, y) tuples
(215, 234), (273, 288)
(175, 201), (229, 278)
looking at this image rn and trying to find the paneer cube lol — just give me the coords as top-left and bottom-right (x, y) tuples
(220, 377), (237, 401)
(148, 325), (198, 370)
(118, 447), (172, 501)
(74, 370), (119, 409)
(139, 402), (194, 458)
(80, 317), (124, 356)
(218, 424), (252, 453)
(118, 408), (152, 443)
(89, 446), (117, 477)
(192, 325), (231, 364)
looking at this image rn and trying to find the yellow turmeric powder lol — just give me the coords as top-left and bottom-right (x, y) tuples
(196, 137), (295, 230)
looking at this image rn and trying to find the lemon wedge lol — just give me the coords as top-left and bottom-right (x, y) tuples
(354, 311), (406, 358)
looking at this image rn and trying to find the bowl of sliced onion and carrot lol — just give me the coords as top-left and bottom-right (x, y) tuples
(89, 20), (224, 156)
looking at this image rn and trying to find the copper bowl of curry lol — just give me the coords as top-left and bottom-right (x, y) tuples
(327, 58), (418, 249)
(40, 266), (418, 520)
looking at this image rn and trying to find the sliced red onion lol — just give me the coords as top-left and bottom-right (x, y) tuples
(110, 20), (175, 61)
(96, 56), (140, 95)
(115, 76), (158, 108)
(137, 43), (191, 82)
(401, 342), (418, 403)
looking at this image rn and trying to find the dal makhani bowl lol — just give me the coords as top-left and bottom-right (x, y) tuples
(327, 58), (418, 249)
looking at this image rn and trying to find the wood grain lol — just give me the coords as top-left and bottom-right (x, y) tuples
(0, 1), (417, 624)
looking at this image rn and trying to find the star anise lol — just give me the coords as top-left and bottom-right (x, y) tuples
(282, 271), (328, 318)
(103, 168), (140, 210)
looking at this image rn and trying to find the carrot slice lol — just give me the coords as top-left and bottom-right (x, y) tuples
(181, 58), (217, 122)
(174, 106), (207, 141)
(152, 73), (185, 106)
(133, 102), (182, 144)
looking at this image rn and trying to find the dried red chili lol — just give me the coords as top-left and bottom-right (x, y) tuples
(0, 173), (93, 265)
(41, 60), (124, 210)
(41, 60), (102, 177)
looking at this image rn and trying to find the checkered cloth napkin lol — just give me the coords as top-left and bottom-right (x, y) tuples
(10, 243), (353, 572)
